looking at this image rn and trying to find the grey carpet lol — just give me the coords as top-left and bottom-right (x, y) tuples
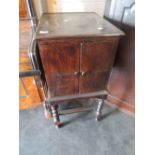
(19, 103), (135, 155)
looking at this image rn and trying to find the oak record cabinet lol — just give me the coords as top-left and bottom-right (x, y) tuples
(34, 12), (124, 128)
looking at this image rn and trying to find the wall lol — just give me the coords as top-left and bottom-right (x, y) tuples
(33, 0), (107, 18)
(104, 0), (135, 114)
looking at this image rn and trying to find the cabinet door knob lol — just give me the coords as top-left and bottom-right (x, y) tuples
(74, 71), (79, 76)
(81, 71), (86, 76)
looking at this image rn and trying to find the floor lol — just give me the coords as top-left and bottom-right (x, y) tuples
(19, 101), (135, 155)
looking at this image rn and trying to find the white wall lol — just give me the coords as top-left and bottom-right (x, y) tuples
(34, 0), (107, 18)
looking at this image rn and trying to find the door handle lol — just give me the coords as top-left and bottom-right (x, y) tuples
(81, 71), (86, 76)
(74, 71), (86, 76)
(74, 71), (80, 76)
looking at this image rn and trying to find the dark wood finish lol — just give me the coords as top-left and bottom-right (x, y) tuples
(35, 13), (124, 127)
(79, 71), (109, 93)
(79, 38), (119, 93)
(38, 41), (80, 73)
(35, 12), (124, 39)
(38, 37), (121, 96)
(81, 40), (115, 71)
(48, 74), (79, 97)
(59, 107), (93, 115)
(47, 90), (108, 103)
(38, 41), (80, 96)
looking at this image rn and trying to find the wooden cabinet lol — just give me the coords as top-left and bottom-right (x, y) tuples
(38, 37), (119, 96)
(35, 12), (124, 127)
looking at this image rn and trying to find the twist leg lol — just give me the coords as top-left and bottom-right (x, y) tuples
(44, 101), (52, 119)
(51, 105), (60, 128)
(96, 95), (107, 121)
(96, 99), (104, 121)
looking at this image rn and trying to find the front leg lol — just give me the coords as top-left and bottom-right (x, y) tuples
(96, 95), (107, 121)
(44, 101), (52, 119)
(51, 105), (61, 128)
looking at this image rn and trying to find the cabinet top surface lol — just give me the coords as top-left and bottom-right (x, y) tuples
(35, 12), (124, 39)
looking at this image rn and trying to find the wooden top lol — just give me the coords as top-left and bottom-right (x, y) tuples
(35, 12), (124, 39)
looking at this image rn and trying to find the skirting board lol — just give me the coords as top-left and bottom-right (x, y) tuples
(106, 94), (135, 117)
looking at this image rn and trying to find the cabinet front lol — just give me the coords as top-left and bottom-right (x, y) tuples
(79, 40), (116, 93)
(39, 41), (80, 96)
(39, 38), (118, 96)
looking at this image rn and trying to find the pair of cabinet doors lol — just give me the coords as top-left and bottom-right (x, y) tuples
(38, 38), (118, 97)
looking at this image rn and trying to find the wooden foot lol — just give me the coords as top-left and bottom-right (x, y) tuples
(51, 105), (61, 128)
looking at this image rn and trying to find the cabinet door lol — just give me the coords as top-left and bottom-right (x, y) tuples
(79, 39), (117, 93)
(39, 41), (80, 96)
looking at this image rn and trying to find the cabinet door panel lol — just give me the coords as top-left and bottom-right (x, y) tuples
(39, 42), (80, 73)
(39, 41), (80, 96)
(48, 74), (79, 97)
(80, 41), (115, 72)
(79, 71), (109, 93)
(80, 40), (117, 93)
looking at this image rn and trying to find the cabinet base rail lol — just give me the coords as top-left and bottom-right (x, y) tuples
(47, 90), (108, 103)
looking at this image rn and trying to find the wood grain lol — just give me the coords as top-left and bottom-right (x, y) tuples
(79, 71), (109, 93)
(38, 40), (80, 96)
(37, 13), (124, 101)
(38, 41), (80, 74)
(19, 0), (28, 18)
(19, 77), (42, 110)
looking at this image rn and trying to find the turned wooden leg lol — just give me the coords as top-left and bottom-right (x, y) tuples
(51, 105), (60, 128)
(96, 95), (107, 121)
(44, 101), (52, 119)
